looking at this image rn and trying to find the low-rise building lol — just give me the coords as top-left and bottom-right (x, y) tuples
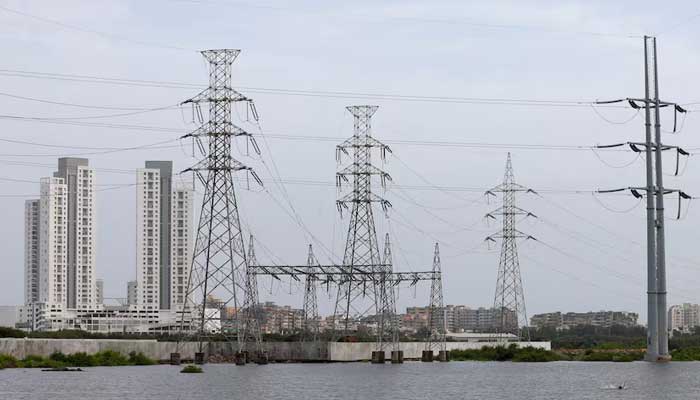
(530, 310), (639, 329)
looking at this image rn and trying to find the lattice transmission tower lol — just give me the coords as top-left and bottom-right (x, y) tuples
(378, 233), (399, 352)
(244, 235), (264, 360)
(425, 243), (446, 354)
(301, 244), (320, 343)
(177, 49), (263, 364)
(485, 153), (535, 341)
(333, 105), (397, 351)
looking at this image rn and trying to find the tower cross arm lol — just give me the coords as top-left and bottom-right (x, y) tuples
(336, 163), (391, 179)
(182, 87), (251, 104)
(485, 183), (536, 196)
(336, 136), (391, 152)
(485, 206), (537, 220)
(485, 229), (536, 242)
(181, 122), (253, 139)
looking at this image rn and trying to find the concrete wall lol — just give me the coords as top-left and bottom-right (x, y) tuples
(0, 339), (327, 362)
(0, 339), (548, 362)
(329, 341), (551, 361)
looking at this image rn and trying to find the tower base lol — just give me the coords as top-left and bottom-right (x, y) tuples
(234, 352), (246, 366)
(421, 350), (434, 362)
(391, 350), (404, 364)
(438, 350), (450, 362)
(371, 351), (385, 364)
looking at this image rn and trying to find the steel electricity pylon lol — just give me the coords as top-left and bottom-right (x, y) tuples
(377, 233), (399, 352)
(425, 243), (446, 353)
(301, 244), (320, 343)
(176, 49), (263, 364)
(244, 235), (265, 361)
(485, 153), (535, 341)
(333, 105), (397, 351)
(597, 36), (689, 361)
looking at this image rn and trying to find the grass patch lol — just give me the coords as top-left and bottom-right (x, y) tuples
(180, 365), (203, 373)
(0, 351), (156, 369)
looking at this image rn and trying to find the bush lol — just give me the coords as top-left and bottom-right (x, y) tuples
(577, 350), (643, 362)
(92, 350), (129, 366)
(128, 351), (155, 365)
(181, 365), (203, 373)
(0, 327), (26, 338)
(671, 347), (700, 361)
(449, 345), (563, 362)
(0, 354), (19, 369)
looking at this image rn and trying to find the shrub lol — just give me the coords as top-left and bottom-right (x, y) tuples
(671, 347), (700, 361)
(92, 350), (129, 366)
(64, 352), (96, 367)
(449, 345), (562, 362)
(0, 354), (19, 369)
(128, 351), (155, 365)
(180, 365), (203, 373)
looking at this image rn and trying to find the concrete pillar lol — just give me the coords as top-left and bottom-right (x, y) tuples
(169, 352), (181, 365)
(371, 351), (385, 364)
(254, 351), (269, 365)
(234, 352), (246, 365)
(391, 350), (404, 364)
(194, 352), (206, 365)
(421, 350), (434, 362)
(438, 350), (450, 362)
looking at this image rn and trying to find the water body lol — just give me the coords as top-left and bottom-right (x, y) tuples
(1, 362), (698, 399)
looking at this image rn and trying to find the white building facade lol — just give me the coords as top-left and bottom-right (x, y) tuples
(668, 303), (700, 334)
(24, 199), (41, 306)
(38, 177), (67, 306)
(135, 161), (193, 311)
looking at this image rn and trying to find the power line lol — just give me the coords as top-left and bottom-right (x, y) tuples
(166, 0), (643, 39)
(0, 69), (661, 109)
(0, 91), (174, 111)
(0, 5), (194, 52)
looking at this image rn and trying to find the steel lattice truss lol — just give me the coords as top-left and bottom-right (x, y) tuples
(485, 153), (535, 340)
(333, 105), (398, 349)
(250, 264), (439, 286)
(426, 243), (447, 352)
(177, 49), (262, 357)
(301, 244), (320, 343)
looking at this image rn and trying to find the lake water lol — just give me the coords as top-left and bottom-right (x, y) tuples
(1, 362), (698, 399)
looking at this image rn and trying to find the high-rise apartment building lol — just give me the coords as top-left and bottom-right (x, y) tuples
(23, 158), (96, 312)
(24, 199), (41, 305)
(53, 158), (97, 309)
(136, 161), (193, 311)
(38, 177), (68, 306)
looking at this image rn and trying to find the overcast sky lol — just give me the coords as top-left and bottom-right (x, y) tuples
(1, 0), (699, 322)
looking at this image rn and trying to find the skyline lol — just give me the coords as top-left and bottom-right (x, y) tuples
(1, 1), (700, 323)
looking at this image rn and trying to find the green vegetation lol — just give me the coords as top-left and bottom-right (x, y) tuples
(571, 349), (643, 362)
(669, 347), (700, 361)
(450, 345), (565, 362)
(0, 350), (155, 369)
(528, 325), (646, 350)
(180, 365), (203, 373)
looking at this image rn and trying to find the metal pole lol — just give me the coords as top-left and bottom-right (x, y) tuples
(643, 35), (659, 361)
(651, 37), (670, 359)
